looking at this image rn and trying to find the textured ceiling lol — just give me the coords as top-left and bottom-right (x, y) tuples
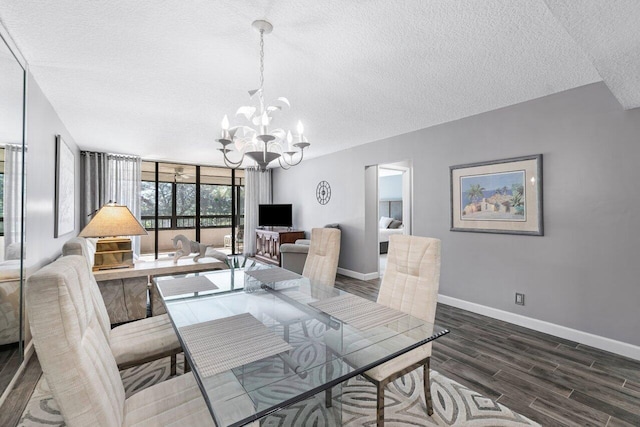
(543, 0), (640, 110)
(0, 1), (606, 166)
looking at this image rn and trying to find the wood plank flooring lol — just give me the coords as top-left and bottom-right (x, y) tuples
(334, 275), (640, 427)
(0, 353), (40, 427)
(0, 343), (21, 398)
(1, 274), (639, 426)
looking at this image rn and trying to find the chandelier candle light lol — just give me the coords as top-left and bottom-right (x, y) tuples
(217, 20), (310, 171)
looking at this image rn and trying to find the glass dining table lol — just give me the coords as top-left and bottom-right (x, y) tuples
(154, 259), (449, 427)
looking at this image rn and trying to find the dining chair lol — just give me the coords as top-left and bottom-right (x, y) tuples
(326, 234), (441, 426)
(302, 227), (341, 287)
(62, 237), (182, 375)
(26, 255), (216, 427)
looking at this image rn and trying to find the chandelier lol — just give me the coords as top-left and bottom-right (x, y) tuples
(216, 20), (310, 171)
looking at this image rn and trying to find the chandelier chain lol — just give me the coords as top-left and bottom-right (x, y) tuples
(259, 29), (265, 108)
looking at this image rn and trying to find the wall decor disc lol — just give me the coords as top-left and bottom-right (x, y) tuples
(316, 180), (331, 205)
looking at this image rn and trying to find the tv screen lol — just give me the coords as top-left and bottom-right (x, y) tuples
(259, 204), (293, 227)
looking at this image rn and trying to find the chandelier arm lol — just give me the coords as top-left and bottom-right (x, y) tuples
(222, 151), (244, 169)
(277, 156), (292, 170)
(284, 150), (305, 167)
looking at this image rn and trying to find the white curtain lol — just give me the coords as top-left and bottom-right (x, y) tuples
(243, 168), (272, 255)
(3, 144), (23, 259)
(82, 151), (142, 256)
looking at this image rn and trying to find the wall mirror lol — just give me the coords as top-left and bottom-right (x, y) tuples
(0, 32), (26, 398)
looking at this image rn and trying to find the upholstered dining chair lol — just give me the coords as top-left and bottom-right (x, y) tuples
(26, 255), (216, 427)
(301, 227), (341, 288)
(326, 234), (441, 426)
(369, 235), (441, 424)
(62, 237), (182, 375)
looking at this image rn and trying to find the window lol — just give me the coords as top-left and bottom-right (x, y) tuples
(200, 184), (232, 227)
(140, 162), (244, 258)
(140, 180), (173, 229)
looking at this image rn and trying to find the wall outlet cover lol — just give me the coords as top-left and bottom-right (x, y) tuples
(515, 293), (525, 306)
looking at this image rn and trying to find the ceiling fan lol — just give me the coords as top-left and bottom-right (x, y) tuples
(173, 167), (192, 182)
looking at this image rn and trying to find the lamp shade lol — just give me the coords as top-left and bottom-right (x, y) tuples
(79, 203), (148, 238)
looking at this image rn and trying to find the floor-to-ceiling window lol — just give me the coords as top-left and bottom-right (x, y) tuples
(140, 161), (244, 260)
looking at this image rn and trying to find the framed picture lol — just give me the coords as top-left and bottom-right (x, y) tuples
(450, 154), (543, 236)
(55, 135), (75, 237)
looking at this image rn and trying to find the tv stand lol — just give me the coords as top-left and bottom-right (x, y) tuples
(255, 229), (305, 266)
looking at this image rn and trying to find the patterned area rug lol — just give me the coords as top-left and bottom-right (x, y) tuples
(18, 353), (538, 426)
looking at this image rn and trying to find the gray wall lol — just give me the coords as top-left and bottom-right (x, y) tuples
(273, 82), (640, 346)
(25, 72), (82, 271)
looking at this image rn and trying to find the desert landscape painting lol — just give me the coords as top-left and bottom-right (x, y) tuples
(460, 170), (525, 221)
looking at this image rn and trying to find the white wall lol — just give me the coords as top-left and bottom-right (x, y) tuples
(25, 72), (81, 271)
(273, 82), (640, 348)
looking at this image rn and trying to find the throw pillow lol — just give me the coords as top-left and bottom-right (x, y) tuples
(388, 220), (403, 229)
(379, 217), (393, 229)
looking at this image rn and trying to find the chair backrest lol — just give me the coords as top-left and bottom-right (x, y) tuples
(62, 237), (111, 341)
(378, 235), (441, 324)
(26, 255), (125, 426)
(302, 228), (341, 287)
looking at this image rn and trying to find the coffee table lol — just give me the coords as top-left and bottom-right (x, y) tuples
(154, 261), (448, 426)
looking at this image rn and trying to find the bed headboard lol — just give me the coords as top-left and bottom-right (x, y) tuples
(379, 199), (402, 221)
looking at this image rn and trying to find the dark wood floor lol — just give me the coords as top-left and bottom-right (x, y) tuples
(0, 343), (21, 398)
(2, 275), (639, 426)
(335, 275), (640, 426)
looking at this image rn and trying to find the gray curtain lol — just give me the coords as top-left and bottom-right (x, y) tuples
(81, 151), (142, 256)
(243, 168), (272, 256)
(81, 151), (108, 227)
(3, 144), (23, 259)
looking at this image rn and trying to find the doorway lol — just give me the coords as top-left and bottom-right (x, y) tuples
(378, 162), (412, 277)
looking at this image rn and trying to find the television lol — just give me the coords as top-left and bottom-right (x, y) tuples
(259, 204), (293, 228)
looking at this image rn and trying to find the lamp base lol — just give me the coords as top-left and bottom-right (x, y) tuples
(93, 237), (134, 271)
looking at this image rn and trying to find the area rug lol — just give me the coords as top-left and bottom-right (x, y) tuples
(17, 353), (538, 426)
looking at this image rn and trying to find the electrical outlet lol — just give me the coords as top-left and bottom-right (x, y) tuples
(515, 293), (525, 306)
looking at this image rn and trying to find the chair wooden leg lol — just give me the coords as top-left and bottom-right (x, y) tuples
(424, 358), (433, 416)
(170, 354), (177, 376)
(301, 320), (309, 337)
(185, 357), (191, 373)
(376, 382), (385, 427)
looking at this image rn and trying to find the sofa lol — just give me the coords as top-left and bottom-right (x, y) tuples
(280, 224), (340, 275)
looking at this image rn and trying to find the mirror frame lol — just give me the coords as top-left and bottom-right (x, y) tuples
(0, 24), (28, 376)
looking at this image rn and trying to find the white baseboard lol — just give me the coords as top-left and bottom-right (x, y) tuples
(438, 294), (640, 362)
(337, 267), (379, 281)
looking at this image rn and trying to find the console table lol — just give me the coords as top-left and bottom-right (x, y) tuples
(255, 229), (305, 266)
(93, 257), (228, 324)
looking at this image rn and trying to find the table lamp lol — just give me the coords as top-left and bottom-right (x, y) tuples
(79, 202), (148, 271)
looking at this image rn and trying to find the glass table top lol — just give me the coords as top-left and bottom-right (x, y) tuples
(154, 261), (449, 427)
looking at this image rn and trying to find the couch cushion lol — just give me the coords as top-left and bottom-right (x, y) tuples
(110, 314), (181, 368)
